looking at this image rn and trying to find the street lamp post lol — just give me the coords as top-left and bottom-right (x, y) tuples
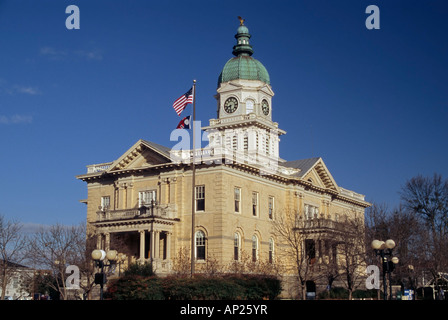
(91, 249), (125, 300)
(371, 239), (399, 300)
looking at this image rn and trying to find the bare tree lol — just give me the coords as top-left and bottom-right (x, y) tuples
(225, 249), (283, 277)
(0, 215), (27, 300)
(172, 247), (191, 276)
(26, 223), (88, 300)
(76, 228), (97, 300)
(400, 174), (448, 283)
(365, 203), (432, 295)
(272, 209), (317, 299)
(400, 174), (448, 238)
(336, 212), (368, 300)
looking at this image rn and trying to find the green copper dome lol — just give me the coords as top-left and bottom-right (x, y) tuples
(218, 56), (270, 85)
(218, 20), (270, 86)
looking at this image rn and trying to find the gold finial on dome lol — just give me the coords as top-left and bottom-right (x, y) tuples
(238, 16), (245, 26)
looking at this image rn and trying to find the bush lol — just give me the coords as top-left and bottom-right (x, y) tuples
(106, 275), (164, 300)
(317, 287), (380, 300)
(226, 275), (282, 300)
(352, 289), (378, 299)
(105, 273), (282, 300)
(122, 262), (154, 277)
(318, 287), (349, 299)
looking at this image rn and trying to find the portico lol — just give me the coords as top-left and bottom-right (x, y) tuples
(93, 204), (177, 273)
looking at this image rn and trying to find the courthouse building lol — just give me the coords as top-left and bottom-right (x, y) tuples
(77, 20), (370, 298)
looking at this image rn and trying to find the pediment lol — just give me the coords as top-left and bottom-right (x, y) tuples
(258, 84), (274, 96)
(107, 140), (171, 172)
(286, 157), (339, 191)
(303, 158), (339, 191)
(217, 81), (244, 94)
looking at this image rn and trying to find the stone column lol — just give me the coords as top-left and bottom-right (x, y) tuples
(149, 229), (155, 261)
(120, 183), (127, 209)
(169, 177), (177, 205)
(139, 230), (145, 262)
(297, 192), (304, 218)
(128, 182), (134, 209)
(105, 232), (110, 252)
(96, 233), (103, 250)
(155, 231), (160, 259)
(166, 232), (171, 260)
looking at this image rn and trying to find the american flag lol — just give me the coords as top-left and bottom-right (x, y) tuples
(173, 88), (193, 116)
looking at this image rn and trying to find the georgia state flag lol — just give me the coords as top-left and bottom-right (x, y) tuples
(176, 115), (191, 129)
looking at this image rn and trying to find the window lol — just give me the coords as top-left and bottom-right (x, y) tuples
(304, 204), (318, 220)
(268, 196), (274, 220)
(246, 100), (254, 114)
(252, 192), (258, 216)
(305, 239), (316, 263)
(252, 235), (259, 262)
(234, 233), (241, 261)
(195, 231), (206, 260)
(324, 240), (338, 264)
(234, 187), (241, 213)
(226, 135), (232, 149)
(269, 238), (274, 264)
(243, 134), (248, 151)
(265, 135), (270, 155)
(195, 185), (205, 211)
(232, 135), (238, 151)
(101, 196), (110, 211)
(138, 190), (156, 207)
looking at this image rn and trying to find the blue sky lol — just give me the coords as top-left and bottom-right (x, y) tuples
(0, 0), (447, 228)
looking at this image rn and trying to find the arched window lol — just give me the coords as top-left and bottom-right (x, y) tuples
(269, 238), (274, 264)
(234, 233), (241, 261)
(268, 196), (274, 220)
(252, 235), (258, 262)
(195, 231), (206, 260)
(246, 99), (254, 114)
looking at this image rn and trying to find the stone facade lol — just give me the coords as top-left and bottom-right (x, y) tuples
(76, 21), (370, 298)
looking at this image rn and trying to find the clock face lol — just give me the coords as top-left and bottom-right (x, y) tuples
(261, 99), (270, 116)
(224, 97), (238, 114)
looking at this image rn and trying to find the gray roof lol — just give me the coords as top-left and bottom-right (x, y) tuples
(1, 259), (30, 269)
(142, 139), (172, 159)
(283, 158), (321, 177)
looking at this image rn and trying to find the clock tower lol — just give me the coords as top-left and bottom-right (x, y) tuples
(203, 19), (286, 171)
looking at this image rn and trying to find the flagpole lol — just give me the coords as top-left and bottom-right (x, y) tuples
(190, 79), (197, 277)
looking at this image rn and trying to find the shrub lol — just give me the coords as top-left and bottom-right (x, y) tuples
(318, 287), (349, 299)
(106, 275), (165, 300)
(122, 262), (154, 277)
(352, 289), (378, 299)
(105, 273), (282, 300)
(161, 276), (245, 300)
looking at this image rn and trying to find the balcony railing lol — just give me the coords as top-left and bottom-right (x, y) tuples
(96, 204), (178, 222)
(294, 218), (346, 234)
(86, 162), (113, 173)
